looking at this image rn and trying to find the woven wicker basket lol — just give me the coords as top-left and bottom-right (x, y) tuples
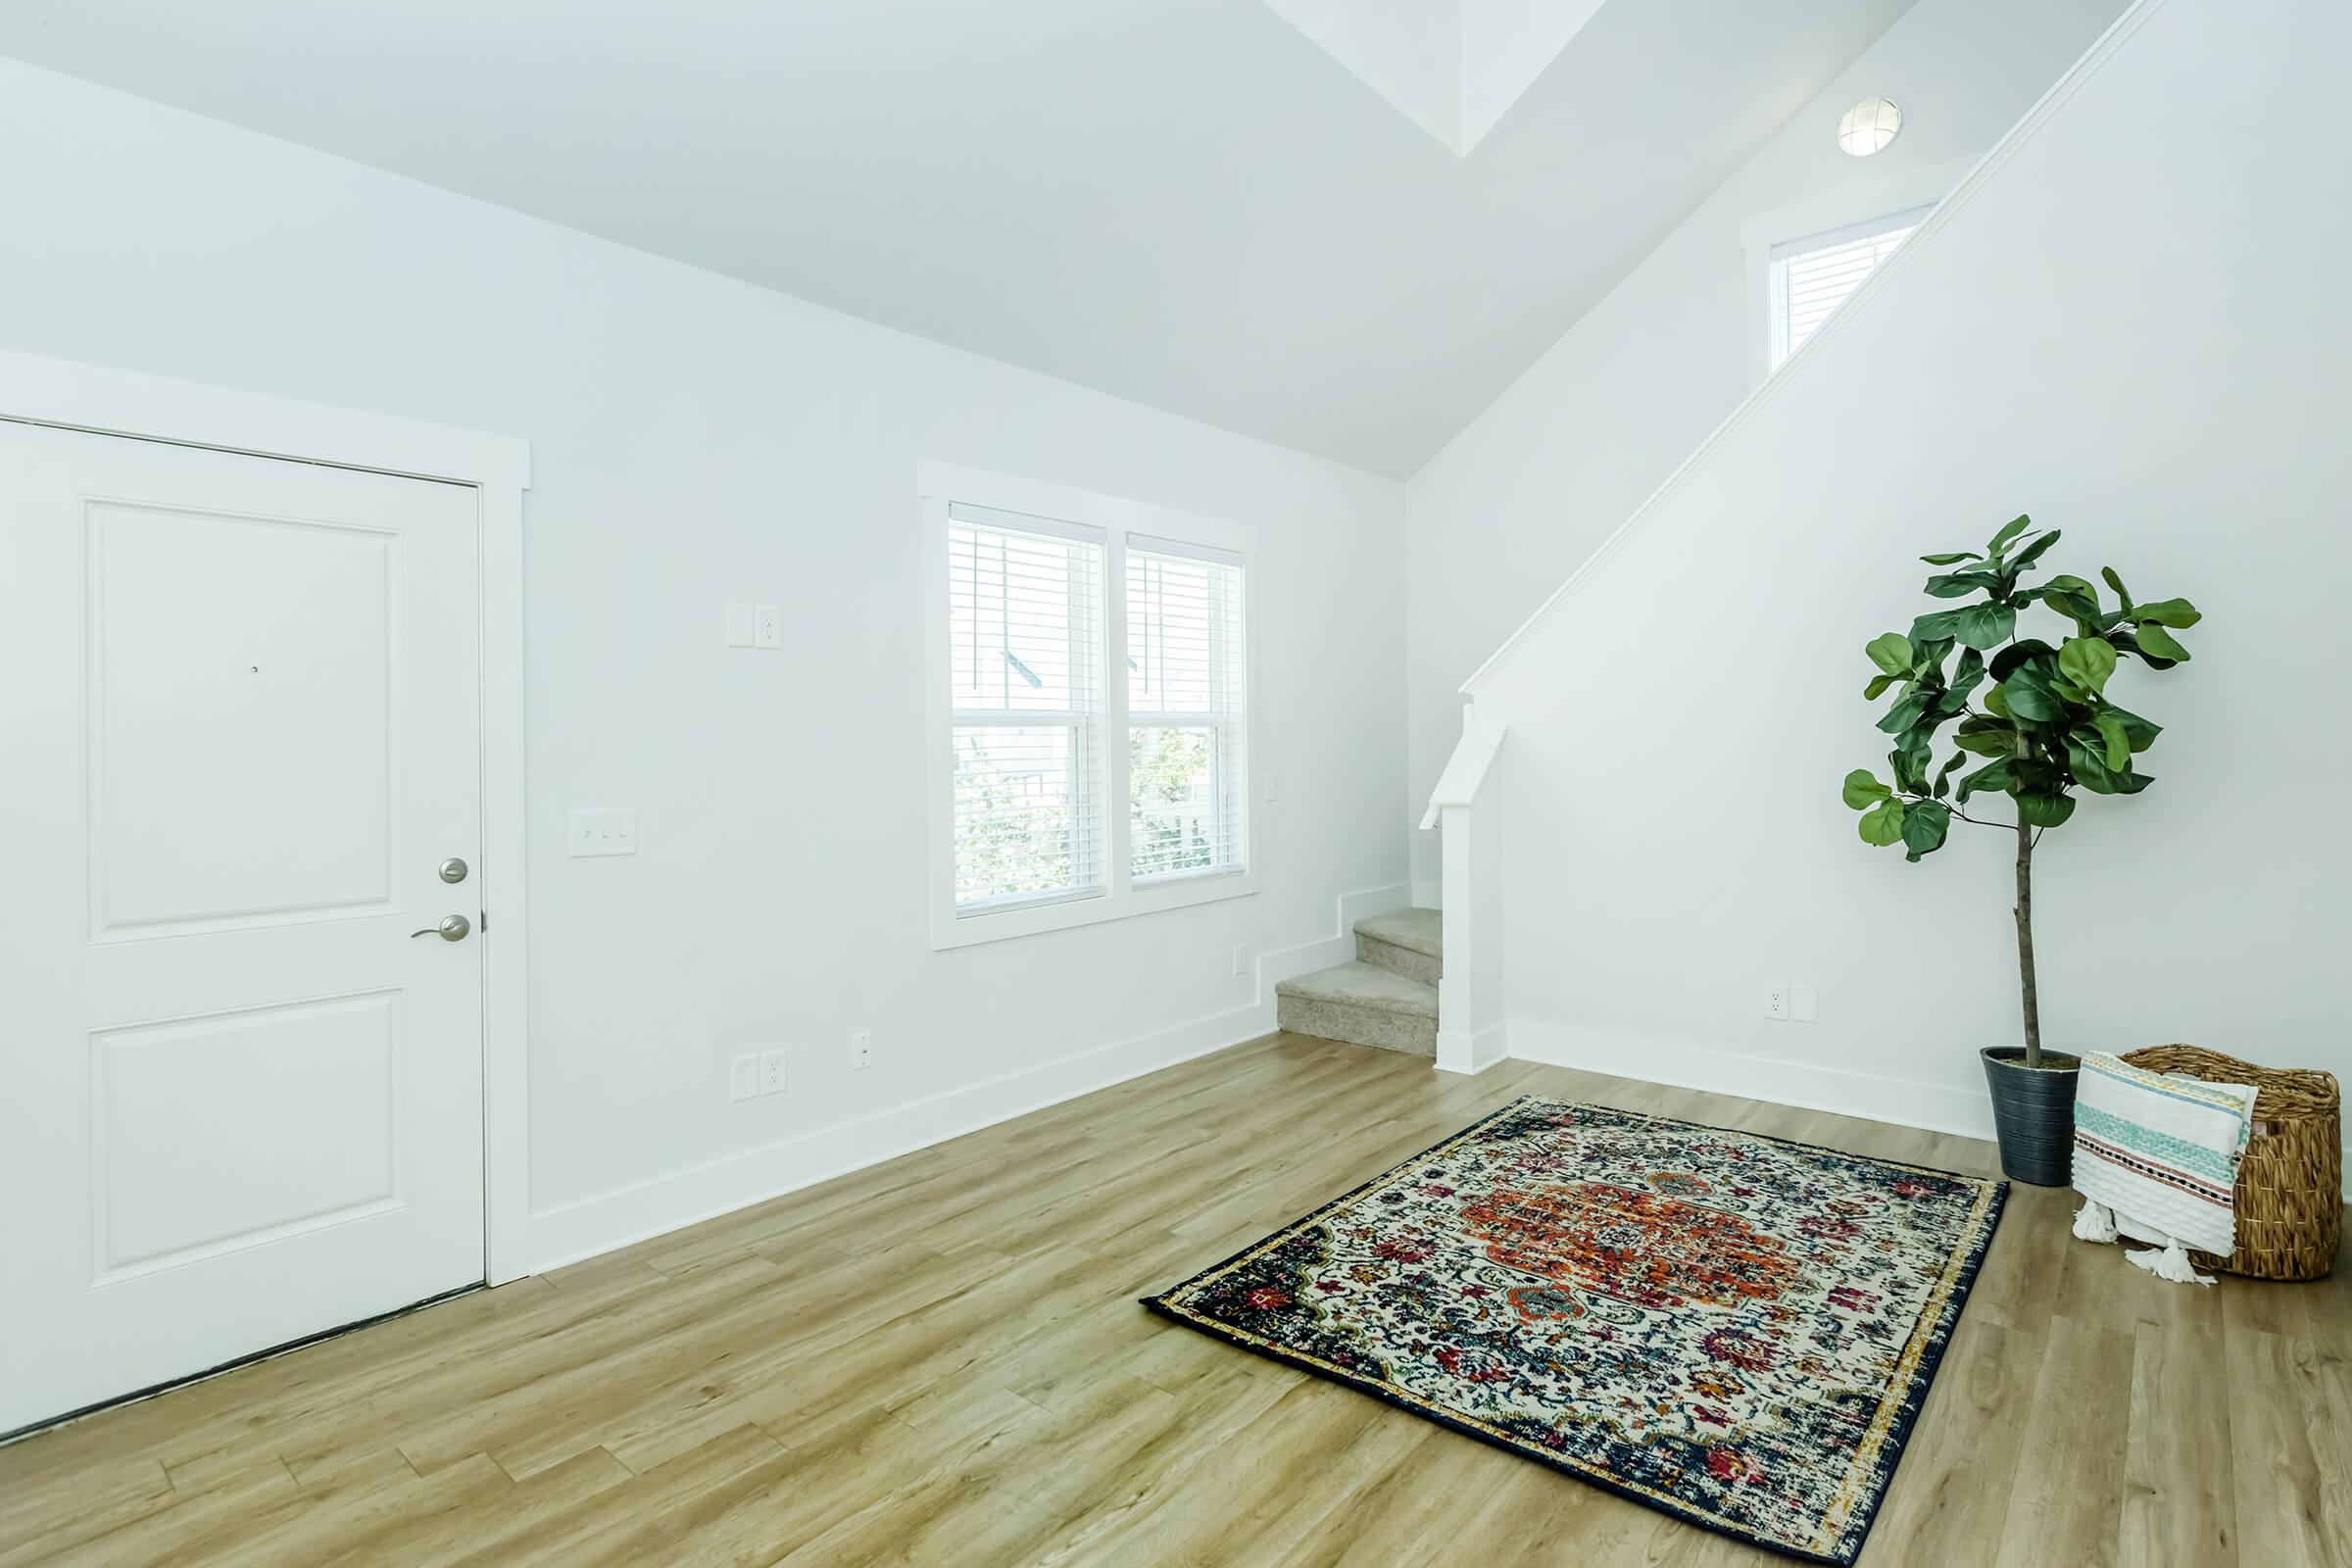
(2119, 1045), (2341, 1281)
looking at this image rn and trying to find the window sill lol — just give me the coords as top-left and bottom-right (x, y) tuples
(931, 868), (1256, 951)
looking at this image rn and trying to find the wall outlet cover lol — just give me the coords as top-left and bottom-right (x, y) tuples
(851, 1030), (873, 1070)
(728, 1054), (759, 1102)
(755, 605), (783, 649)
(759, 1049), (788, 1095)
(569, 807), (638, 857)
(1764, 984), (1790, 1021)
(724, 602), (756, 648)
(1790, 984), (1819, 1022)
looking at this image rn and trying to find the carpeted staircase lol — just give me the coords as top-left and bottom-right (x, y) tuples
(1275, 907), (1442, 1056)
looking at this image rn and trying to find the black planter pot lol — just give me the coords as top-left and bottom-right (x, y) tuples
(1981, 1046), (2081, 1186)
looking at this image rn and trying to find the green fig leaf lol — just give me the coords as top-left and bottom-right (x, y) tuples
(1866, 632), (1916, 676)
(1857, 800), (1907, 847)
(1841, 769), (1891, 810)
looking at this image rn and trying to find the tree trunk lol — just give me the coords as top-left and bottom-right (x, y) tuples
(2015, 805), (2040, 1069)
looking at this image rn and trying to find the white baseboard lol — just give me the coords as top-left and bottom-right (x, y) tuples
(521, 881), (1412, 1274)
(1435, 1020), (1509, 1076)
(524, 1003), (1267, 1272)
(1507, 1020), (1997, 1143)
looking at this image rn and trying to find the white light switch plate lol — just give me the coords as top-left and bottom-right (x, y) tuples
(728, 1054), (759, 1102)
(725, 602), (756, 648)
(1790, 984), (1819, 1022)
(754, 605), (782, 649)
(569, 807), (637, 857)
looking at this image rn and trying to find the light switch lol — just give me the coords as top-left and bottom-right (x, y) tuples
(724, 602), (756, 649)
(754, 605), (782, 649)
(1790, 984), (1819, 1022)
(569, 807), (637, 858)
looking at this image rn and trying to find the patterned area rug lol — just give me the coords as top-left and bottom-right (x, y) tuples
(1144, 1097), (2005, 1565)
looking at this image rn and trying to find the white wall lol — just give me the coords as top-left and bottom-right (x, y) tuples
(1468, 0), (2352, 1132)
(0, 60), (1408, 1266)
(1403, 0), (2130, 903)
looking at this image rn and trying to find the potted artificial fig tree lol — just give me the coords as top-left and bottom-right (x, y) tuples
(1840, 514), (2199, 1185)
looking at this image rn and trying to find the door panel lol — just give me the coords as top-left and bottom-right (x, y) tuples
(92, 991), (401, 1280)
(0, 422), (485, 1434)
(87, 501), (398, 935)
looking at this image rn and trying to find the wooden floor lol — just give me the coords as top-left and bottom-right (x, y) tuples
(2, 1033), (2345, 1567)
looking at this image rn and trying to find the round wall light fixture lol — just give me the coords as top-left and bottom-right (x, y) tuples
(1837, 98), (1902, 157)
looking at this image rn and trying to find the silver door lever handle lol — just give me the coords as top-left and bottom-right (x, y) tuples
(412, 914), (471, 942)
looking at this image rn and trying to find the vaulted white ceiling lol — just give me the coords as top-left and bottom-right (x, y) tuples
(0, 0), (1915, 475)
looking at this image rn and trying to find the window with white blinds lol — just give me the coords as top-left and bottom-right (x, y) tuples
(1768, 208), (1929, 369)
(946, 503), (1104, 911)
(927, 468), (1259, 948)
(1126, 541), (1248, 883)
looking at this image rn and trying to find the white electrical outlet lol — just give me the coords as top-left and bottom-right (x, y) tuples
(851, 1030), (873, 1071)
(724, 602), (756, 648)
(569, 807), (638, 858)
(1231, 944), (1250, 977)
(759, 1049), (788, 1096)
(728, 1054), (759, 1101)
(1790, 984), (1819, 1022)
(1764, 984), (1790, 1021)
(754, 605), (782, 649)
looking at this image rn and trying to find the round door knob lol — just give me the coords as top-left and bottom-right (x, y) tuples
(411, 914), (471, 942)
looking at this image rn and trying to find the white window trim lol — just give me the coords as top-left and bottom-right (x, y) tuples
(920, 461), (1259, 950)
(1740, 156), (1976, 388)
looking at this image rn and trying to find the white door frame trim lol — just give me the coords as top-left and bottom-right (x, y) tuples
(0, 347), (536, 1287)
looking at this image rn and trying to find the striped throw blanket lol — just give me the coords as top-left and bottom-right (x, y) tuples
(2071, 1052), (2256, 1271)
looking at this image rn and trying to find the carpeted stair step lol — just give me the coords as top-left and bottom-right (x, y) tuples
(1353, 907), (1442, 986)
(1276, 960), (1438, 1057)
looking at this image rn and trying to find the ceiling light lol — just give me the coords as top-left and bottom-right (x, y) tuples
(1837, 98), (1902, 158)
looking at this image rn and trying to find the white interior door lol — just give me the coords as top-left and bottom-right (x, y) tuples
(0, 421), (486, 1435)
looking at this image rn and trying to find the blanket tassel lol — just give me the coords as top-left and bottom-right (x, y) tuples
(2072, 1199), (2118, 1244)
(2125, 1239), (2215, 1286)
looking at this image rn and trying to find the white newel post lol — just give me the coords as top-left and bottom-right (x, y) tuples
(1423, 710), (1507, 1075)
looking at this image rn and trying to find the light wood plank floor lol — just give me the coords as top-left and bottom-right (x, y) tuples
(2, 1033), (2344, 1566)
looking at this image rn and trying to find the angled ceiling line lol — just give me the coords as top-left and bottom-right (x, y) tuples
(1257, 0), (1611, 156)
